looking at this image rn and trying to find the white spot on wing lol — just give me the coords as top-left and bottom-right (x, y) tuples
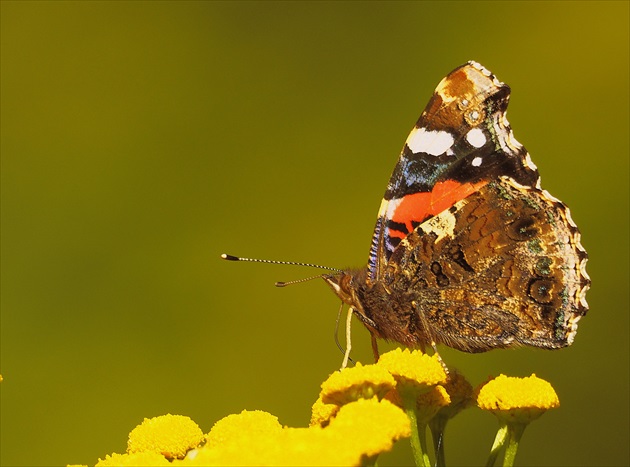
(466, 128), (486, 148)
(378, 198), (403, 220)
(472, 156), (483, 167)
(468, 110), (480, 122)
(377, 198), (389, 217)
(406, 127), (455, 156)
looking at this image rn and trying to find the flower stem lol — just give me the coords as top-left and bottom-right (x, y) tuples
(503, 423), (526, 467)
(486, 423), (508, 467)
(402, 394), (431, 467)
(417, 422), (432, 467)
(429, 416), (447, 467)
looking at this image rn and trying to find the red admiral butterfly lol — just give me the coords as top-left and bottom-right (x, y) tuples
(224, 61), (590, 362)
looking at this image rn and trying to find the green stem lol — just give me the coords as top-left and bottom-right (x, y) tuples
(417, 422), (432, 467)
(402, 395), (431, 467)
(429, 416), (447, 467)
(485, 423), (508, 467)
(503, 423), (526, 467)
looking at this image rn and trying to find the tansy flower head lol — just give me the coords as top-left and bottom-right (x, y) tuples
(377, 348), (447, 397)
(477, 374), (559, 424)
(127, 414), (204, 460)
(319, 362), (396, 405)
(205, 410), (282, 449)
(327, 397), (411, 460)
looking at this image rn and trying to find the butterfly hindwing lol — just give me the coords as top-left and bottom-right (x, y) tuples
(379, 177), (589, 352)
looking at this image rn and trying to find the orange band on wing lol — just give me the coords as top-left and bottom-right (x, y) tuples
(392, 179), (488, 234)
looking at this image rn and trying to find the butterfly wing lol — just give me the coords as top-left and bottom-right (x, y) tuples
(368, 61), (540, 283)
(382, 177), (590, 352)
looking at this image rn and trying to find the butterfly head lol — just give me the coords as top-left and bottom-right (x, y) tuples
(322, 271), (357, 307)
(322, 268), (380, 331)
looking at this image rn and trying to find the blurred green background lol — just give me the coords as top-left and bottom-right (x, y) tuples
(1, 1), (628, 466)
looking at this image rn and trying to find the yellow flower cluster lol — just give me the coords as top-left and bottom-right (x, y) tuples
(313, 347), (448, 425)
(91, 400), (408, 466)
(88, 348), (459, 466)
(82, 354), (561, 467)
(182, 398), (409, 466)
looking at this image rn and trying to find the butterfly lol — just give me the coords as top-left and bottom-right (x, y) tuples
(224, 61), (590, 364)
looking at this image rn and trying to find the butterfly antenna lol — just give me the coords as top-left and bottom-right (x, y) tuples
(221, 253), (342, 272)
(275, 275), (326, 287)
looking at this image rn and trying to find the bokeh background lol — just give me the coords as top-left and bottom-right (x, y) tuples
(1, 1), (628, 466)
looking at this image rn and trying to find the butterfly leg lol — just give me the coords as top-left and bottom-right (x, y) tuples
(412, 300), (449, 374)
(431, 341), (449, 375)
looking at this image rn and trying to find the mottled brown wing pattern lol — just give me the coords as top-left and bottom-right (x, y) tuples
(382, 176), (590, 352)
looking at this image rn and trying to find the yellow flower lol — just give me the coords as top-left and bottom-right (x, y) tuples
(477, 374), (559, 424)
(96, 451), (171, 466)
(319, 362), (396, 405)
(328, 397), (411, 459)
(478, 375), (559, 467)
(127, 414), (204, 459)
(205, 409), (282, 449)
(377, 348), (447, 396)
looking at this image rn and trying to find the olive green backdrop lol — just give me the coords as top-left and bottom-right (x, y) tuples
(1, 1), (628, 466)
